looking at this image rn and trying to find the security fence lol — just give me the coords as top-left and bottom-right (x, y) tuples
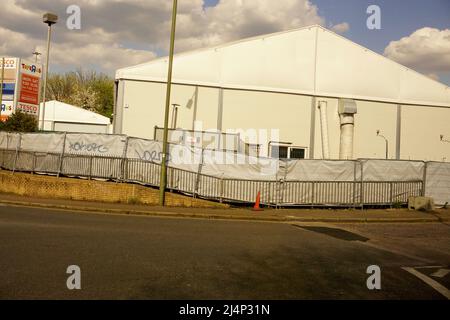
(0, 132), (449, 207)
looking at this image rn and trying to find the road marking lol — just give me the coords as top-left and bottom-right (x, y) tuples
(402, 267), (450, 300)
(431, 268), (450, 278)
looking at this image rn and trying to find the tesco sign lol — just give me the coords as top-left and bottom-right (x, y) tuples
(0, 58), (17, 69)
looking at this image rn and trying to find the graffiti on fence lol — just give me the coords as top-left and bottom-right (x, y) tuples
(135, 150), (170, 163)
(68, 141), (109, 154)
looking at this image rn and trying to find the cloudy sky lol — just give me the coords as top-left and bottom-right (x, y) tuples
(1, 0), (449, 84)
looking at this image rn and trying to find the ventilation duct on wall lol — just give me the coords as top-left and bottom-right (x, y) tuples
(338, 99), (357, 160)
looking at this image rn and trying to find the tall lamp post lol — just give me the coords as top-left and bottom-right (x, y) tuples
(376, 130), (389, 159)
(0, 57), (5, 121)
(159, 0), (178, 206)
(41, 13), (58, 131)
(32, 51), (42, 63)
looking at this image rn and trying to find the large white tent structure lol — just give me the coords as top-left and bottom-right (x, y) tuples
(114, 25), (450, 161)
(39, 100), (112, 134)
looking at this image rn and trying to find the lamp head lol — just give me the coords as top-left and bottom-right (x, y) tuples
(43, 13), (58, 26)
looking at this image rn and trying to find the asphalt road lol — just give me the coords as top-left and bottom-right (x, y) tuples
(0, 204), (449, 300)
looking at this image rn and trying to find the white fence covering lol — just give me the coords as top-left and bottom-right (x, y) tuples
(425, 162), (450, 206)
(285, 160), (360, 182)
(127, 137), (163, 162)
(21, 133), (65, 154)
(0, 132), (20, 150)
(1, 132), (449, 205)
(202, 150), (279, 180)
(64, 133), (127, 157)
(361, 159), (424, 182)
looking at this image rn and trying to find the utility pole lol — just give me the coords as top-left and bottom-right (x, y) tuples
(0, 57), (5, 121)
(41, 13), (58, 131)
(159, 0), (178, 206)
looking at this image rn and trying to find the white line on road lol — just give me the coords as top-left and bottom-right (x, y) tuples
(431, 269), (450, 278)
(402, 267), (450, 299)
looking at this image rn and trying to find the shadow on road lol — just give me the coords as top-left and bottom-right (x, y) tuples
(294, 225), (370, 242)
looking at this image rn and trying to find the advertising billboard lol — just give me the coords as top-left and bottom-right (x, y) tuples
(19, 73), (40, 105)
(1, 57), (18, 100)
(0, 101), (14, 122)
(0, 58), (42, 121)
(0, 58), (19, 121)
(0, 58), (18, 70)
(1, 83), (15, 101)
(16, 102), (40, 117)
(16, 60), (43, 118)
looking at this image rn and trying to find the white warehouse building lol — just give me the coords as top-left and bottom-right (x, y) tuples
(40, 100), (112, 134)
(114, 25), (450, 161)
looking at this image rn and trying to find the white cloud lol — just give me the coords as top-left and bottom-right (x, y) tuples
(0, 26), (156, 74)
(0, 0), (325, 74)
(331, 22), (350, 34)
(384, 27), (450, 76)
(193, 0), (324, 47)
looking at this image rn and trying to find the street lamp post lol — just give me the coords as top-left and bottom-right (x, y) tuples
(0, 57), (5, 121)
(32, 51), (42, 63)
(159, 0), (179, 206)
(171, 103), (180, 129)
(376, 130), (389, 159)
(41, 13), (58, 131)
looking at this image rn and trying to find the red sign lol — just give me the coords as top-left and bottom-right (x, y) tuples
(19, 74), (40, 105)
(16, 103), (39, 116)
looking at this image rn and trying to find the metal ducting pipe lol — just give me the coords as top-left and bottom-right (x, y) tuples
(318, 101), (330, 159)
(338, 99), (357, 160)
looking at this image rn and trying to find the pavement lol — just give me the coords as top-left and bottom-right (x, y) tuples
(0, 203), (449, 299)
(0, 192), (449, 224)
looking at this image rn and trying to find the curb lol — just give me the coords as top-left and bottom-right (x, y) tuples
(0, 199), (446, 224)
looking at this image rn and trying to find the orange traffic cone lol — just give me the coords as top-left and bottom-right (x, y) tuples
(253, 191), (263, 211)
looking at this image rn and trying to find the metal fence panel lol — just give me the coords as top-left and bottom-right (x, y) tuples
(90, 156), (122, 180)
(62, 154), (92, 177)
(125, 159), (161, 186)
(0, 150), (16, 170)
(35, 153), (60, 174)
(15, 151), (36, 173)
(196, 174), (221, 199)
(167, 167), (197, 194)
(0, 137), (440, 208)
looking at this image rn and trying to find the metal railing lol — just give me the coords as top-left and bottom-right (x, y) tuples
(0, 148), (424, 207)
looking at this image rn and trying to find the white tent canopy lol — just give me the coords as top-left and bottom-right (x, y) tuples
(116, 25), (449, 108)
(39, 100), (111, 133)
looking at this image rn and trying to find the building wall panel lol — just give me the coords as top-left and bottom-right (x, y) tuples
(401, 106), (450, 161)
(221, 90), (312, 157)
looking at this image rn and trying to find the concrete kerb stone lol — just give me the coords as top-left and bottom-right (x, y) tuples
(0, 199), (444, 224)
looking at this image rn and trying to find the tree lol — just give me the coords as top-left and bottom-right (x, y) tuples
(0, 110), (38, 133)
(46, 69), (114, 119)
(71, 84), (100, 112)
